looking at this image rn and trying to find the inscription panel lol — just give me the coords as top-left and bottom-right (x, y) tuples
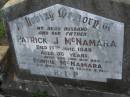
(9, 4), (124, 82)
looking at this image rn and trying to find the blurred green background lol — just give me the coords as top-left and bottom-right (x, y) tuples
(0, 0), (8, 38)
(0, 17), (5, 38)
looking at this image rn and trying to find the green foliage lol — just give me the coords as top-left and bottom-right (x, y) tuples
(32, 91), (48, 97)
(0, 0), (7, 38)
(0, 21), (5, 38)
(0, 11), (5, 38)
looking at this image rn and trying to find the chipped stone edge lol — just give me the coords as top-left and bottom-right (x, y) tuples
(2, 0), (26, 10)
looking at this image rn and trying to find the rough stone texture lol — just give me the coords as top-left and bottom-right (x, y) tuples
(2, 80), (130, 97)
(2, 0), (25, 10)
(0, 0), (8, 8)
(112, 0), (130, 4)
(0, 46), (8, 63)
(1, 0), (130, 97)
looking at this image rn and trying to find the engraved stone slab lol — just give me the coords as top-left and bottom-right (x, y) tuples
(8, 4), (124, 82)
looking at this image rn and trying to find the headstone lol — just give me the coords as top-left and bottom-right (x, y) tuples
(8, 4), (124, 82)
(1, 0), (130, 97)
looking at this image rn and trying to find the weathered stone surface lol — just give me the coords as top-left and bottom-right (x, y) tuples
(0, 46), (9, 63)
(2, 0), (25, 9)
(112, 0), (130, 4)
(0, 0), (8, 8)
(2, 80), (130, 97)
(1, 0), (130, 97)
(8, 4), (124, 82)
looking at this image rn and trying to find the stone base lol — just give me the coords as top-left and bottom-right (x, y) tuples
(0, 46), (8, 63)
(1, 80), (129, 97)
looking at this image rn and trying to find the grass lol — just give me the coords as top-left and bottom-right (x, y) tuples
(0, 9), (5, 38)
(0, 0), (8, 39)
(0, 19), (5, 38)
(32, 91), (48, 97)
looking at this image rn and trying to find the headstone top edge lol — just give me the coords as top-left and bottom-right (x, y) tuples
(8, 3), (124, 25)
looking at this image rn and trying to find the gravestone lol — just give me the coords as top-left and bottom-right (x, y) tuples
(1, 0), (130, 97)
(8, 4), (124, 82)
